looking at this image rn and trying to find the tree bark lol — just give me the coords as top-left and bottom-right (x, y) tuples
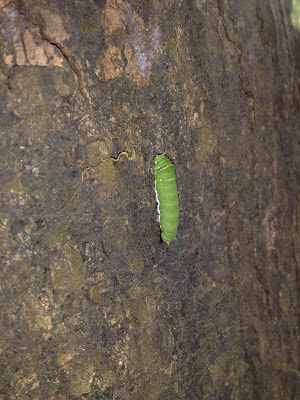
(0, 0), (299, 399)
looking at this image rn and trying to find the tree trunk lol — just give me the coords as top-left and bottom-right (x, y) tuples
(0, 0), (299, 399)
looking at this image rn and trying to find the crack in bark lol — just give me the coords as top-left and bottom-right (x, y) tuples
(255, 1), (265, 31)
(39, 29), (91, 102)
(216, 0), (237, 47)
(245, 102), (275, 320)
(16, 0), (91, 102)
(0, 70), (13, 92)
(19, 29), (30, 67)
(216, 0), (256, 101)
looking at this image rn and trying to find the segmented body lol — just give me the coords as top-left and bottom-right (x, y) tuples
(154, 154), (179, 243)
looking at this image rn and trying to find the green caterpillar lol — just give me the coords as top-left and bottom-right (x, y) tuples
(154, 154), (179, 243)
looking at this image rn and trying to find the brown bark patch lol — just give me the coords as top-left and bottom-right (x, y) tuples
(1, 6), (66, 68)
(101, 0), (127, 36)
(102, 45), (124, 80)
(0, 0), (10, 6)
(40, 9), (71, 43)
(101, 0), (161, 86)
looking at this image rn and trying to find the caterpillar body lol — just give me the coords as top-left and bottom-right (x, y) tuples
(154, 154), (179, 243)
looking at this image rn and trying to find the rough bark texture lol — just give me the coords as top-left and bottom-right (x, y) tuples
(0, 0), (299, 399)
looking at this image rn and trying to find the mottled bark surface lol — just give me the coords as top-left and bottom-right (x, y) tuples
(0, 0), (299, 399)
